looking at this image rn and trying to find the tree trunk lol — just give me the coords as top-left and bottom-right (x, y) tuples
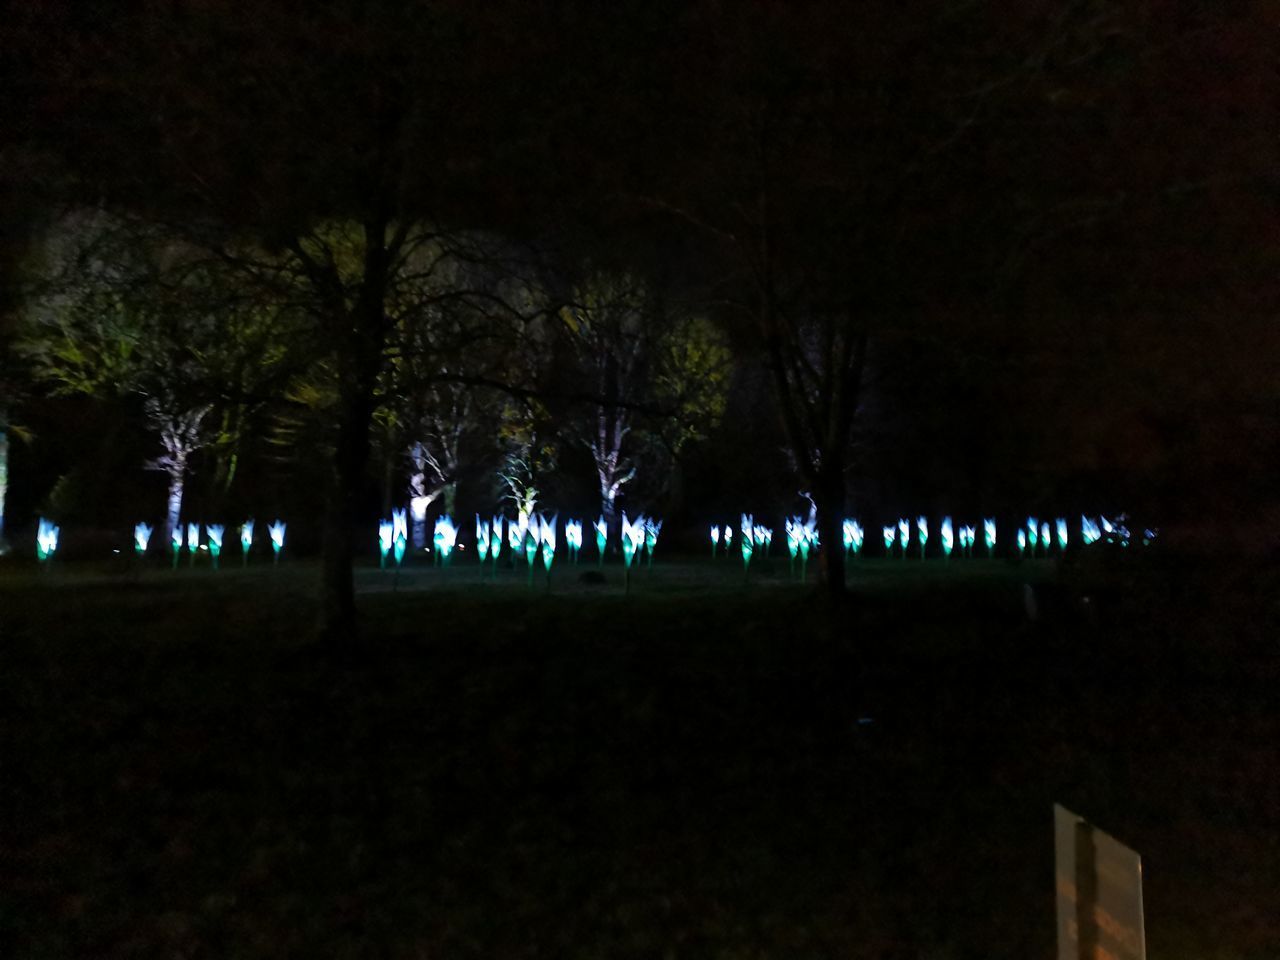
(317, 218), (391, 643)
(814, 457), (847, 598)
(165, 461), (185, 545)
(319, 382), (377, 642)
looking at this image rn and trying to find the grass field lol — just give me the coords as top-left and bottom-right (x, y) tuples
(2, 554), (1276, 959)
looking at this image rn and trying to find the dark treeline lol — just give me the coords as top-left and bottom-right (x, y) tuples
(1, 0), (1275, 636)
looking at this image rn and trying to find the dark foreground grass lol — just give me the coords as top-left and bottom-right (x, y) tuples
(1, 557), (1276, 959)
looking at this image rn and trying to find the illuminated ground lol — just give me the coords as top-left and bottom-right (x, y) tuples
(1, 555), (1275, 958)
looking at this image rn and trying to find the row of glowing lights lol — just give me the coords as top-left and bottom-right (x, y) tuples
(712, 514), (1151, 561)
(31, 513), (1149, 564)
(376, 510), (662, 570)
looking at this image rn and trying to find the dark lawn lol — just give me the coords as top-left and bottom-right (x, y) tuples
(1, 556), (1276, 959)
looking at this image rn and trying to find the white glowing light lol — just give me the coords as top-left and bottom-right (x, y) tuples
(540, 512), (558, 571)
(1017, 529), (1027, 554)
(410, 496), (430, 523)
(206, 524), (224, 553)
(268, 520), (286, 554)
(566, 519), (583, 551)
(621, 512), (646, 567)
(509, 516), (524, 553)
(1040, 522), (1050, 553)
(171, 525), (183, 551)
(711, 525), (720, 545)
(917, 516), (929, 557)
(379, 519), (395, 558)
(240, 520), (254, 553)
(186, 522), (200, 553)
(392, 508), (408, 547)
(960, 525), (976, 556)
(1026, 517), (1038, 551)
(882, 525), (895, 552)
(941, 517), (954, 557)
(785, 517), (802, 559)
(134, 522), (153, 554)
(36, 517), (59, 560)
(1056, 518), (1068, 551)
(434, 515), (458, 559)
(1081, 515), (1100, 544)
(843, 519), (863, 554)
(644, 517), (662, 564)
(983, 518), (997, 553)
(491, 515), (504, 561)
(898, 519), (910, 553)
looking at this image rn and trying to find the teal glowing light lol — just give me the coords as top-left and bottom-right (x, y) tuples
(240, 520), (254, 565)
(1056, 518), (1068, 551)
(898, 519), (909, 558)
(644, 517), (662, 568)
(392, 508), (407, 567)
(268, 520), (286, 564)
(476, 515), (491, 563)
(379, 519), (394, 569)
(206, 524), (224, 569)
(509, 515), (524, 557)
(491, 514), (504, 569)
(1081, 515), (1100, 544)
(36, 517), (59, 561)
(843, 519), (863, 556)
(1017, 528), (1026, 557)
(1040, 522), (1050, 555)
(1026, 517), (1038, 553)
(740, 513), (754, 573)
(187, 522), (200, 565)
(434, 515), (457, 564)
(540, 513), (558, 573)
(621, 513), (645, 568)
(916, 516), (928, 559)
(785, 517), (801, 559)
(882, 525), (895, 553)
(752, 524), (772, 560)
(983, 519), (996, 555)
(134, 522), (153, 556)
(940, 517), (953, 558)
(171, 524), (183, 568)
(710, 524), (720, 558)
(594, 516), (607, 566)
(565, 519), (583, 563)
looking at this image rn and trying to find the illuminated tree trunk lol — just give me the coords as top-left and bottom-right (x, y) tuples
(146, 399), (210, 546)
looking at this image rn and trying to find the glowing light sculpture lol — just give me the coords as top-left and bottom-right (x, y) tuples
(785, 517), (802, 580)
(206, 524), (224, 570)
(799, 518), (817, 581)
(983, 518), (997, 557)
(960, 524), (976, 558)
(1017, 528), (1027, 558)
(1080, 516), (1099, 545)
(134, 522), (153, 557)
(1040, 522), (1050, 557)
(740, 513), (754, 577)
(594, 516), (607, 567)
(1143, 527), (1158, 547)
(187, 522), (200, 567)
(940, 517), (954, 559)
(1026, 518), (1038, 556)
(434, 515), (457, 567)
(565, 519), (583, 563)
(508, 516), (523, 565)
(268, 520), (286, 565)
(540, 513), (558, 586)
(843, 519), (864, 557)
(392, 508), (408, 568)
(476, 515), (491, 564)
(171, 524), (183, 569)
(898, 519), (910, 559)
(1056, 518), (1068, 552)
(240, 520), (254, 566)
(917, 516), (929, 560)
(753, 524), (772, 560)
(644, 517), (662, 569)
(36, 517), (59, 563)
(710, 524), (720, 559)
(378, 519), (394, 570)
(882, 525), (895, 554)
(621, 512), (646, 593)
(491, 514), (504, 572)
